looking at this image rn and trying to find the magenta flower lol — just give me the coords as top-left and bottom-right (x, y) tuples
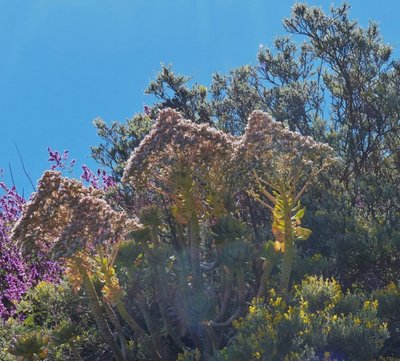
(81, 165), (116, 190)
(48, 147), (76, 171)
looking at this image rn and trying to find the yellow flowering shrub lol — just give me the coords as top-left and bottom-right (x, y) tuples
(217, 276), (388, 361)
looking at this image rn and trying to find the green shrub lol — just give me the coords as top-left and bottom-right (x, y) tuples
(218, 276), (388, 361)
(0, 279), (105, 361)
(374, 283), (400, 357)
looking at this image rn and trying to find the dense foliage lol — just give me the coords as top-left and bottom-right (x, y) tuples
(1, 2), (400, 361)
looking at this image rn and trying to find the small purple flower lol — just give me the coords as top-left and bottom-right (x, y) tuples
(81, 165), (97, 187)
(47, 147), (75, 171)
(81, 165), (116, 190)
(144, 105), (151, 116)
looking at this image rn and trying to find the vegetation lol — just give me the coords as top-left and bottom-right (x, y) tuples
(1, 3), (399, 361)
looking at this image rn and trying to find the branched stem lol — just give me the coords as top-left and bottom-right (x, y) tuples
(116, 301), (162, 361)
(81, 271), (125, 361)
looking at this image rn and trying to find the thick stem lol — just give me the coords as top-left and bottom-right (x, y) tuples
(236, 268), (246, 307)
(279, 239), (295, 294)
(116, 302), (162, 361)
(81, 272), (125, 361)
(176, 250), (190, 335)
(189, 215), (203, 291)
(142, 234), (185, 350)
(176, 222), (186, 249)
(214, 266), (232, 322)
(137, 299), (168, 360)
(103, 302), (127, 360)
(202, 321), (218, 353)
(115, 301), (150, 342)
(257, 260), (273, 298)
(210, 268), (246, 328)
(153, 265), (186, 349)
(210, 306), (241, 328)
(279, 197), (295, 294)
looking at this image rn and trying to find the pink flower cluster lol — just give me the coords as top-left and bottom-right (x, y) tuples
(122, 108), (238, 186)
(12, 171), (139, 261)
(122, 108), (334, 191)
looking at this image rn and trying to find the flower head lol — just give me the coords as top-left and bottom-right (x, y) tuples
(12, 171), (139, 260)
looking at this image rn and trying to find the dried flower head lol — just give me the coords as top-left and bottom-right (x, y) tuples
(12, 171), (141, 260)
(237, 110), (334, 185)
(122, 109), (240, 219)
(123, 108), (334, 193)
(122, 108), (238, 186)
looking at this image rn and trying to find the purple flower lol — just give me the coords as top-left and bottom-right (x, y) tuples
(81, 165), (116, 190)
(143, 105), (151, 116)
(47, 147), (75, 171)
(0, 172), (60, 319)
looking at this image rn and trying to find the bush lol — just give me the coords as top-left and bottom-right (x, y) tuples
(218, 276), (388, 361)
(0, 279), (106, 361)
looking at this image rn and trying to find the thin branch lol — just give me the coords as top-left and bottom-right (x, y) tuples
(13, 141), (35, 191)
(247, 190), (274, 212)
(257, 186), (277, 205)
(8, 162), (16, 189)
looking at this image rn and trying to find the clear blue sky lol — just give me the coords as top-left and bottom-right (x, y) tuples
(1, 0), (399, 195)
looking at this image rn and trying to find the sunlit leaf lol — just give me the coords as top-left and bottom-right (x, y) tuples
(295, 227), (312, 240)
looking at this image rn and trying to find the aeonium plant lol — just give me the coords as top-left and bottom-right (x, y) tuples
(240, 111), (335, 295)
(121, 109), (248, 358)
(11, 171), (148, 361)
(121, 108), (334, 357)
(11, 108), (335, 361)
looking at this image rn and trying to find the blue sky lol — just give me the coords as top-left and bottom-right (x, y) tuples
(1, 0), (399, 195)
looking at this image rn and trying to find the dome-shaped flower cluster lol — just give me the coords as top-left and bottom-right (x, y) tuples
(12, 109), (333, 262)
(123, 108), (334, 192)
(12, 171), (140, 260)
(237, 110), (334, 185)
(122, 108), (238, 186)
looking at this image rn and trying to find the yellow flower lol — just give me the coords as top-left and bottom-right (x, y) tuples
(363, 299), (378, 310)
(273, 297), (282, 307)
(323, 352), (331, 361)
(300, 309), (310, 324)
(249, 305), (257, 315)
(323, 325), (332, 335)
(252, 351), (262, 359)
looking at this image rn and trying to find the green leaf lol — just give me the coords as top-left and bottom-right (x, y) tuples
(291, 201), (302, 212)
(293, 208), (305, 221)
(22, 314), (35, 327)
